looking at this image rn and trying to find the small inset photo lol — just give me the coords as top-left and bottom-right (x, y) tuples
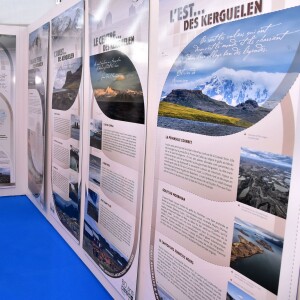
(69, 176), (79, 205)
(227, 282), (255, 300)
(230, 218), (283, 295)
(71, 114), (80, 141)
(89, 154), (101, 186)
(86, 188), (99, 223)
(90, 119), (102, 150)
(237, 147), (292, 219)
(70, 145), (79, 172)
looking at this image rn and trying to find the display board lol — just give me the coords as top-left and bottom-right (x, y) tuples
(82, 0), (149, 297)
(15, 0), (300, 299)
(50, 1), (84, 241)
(0, 34), (16, 186)
(143, 1), (300, 300)
(28, 23), (49, 208)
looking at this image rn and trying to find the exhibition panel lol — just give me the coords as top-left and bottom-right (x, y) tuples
(141, 0), (300, 299)
(50, 1), (84, 242)
(28, 23), (49, 208)
(0, 34), (16, 186)
(0, 0), (295, 299)
(82, 0), (149, 296)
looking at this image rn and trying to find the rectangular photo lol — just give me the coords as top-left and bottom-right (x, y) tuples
(83, 190), (129, 275)
(69, 145), (79, 172)
(86, 188), (99, 222)
(89, 154), (101, 186)
(227, 282), (255, 300)
(90, 119), (102, 150)
(71, 114), (80, 141)
(237, 147), (292, 219)
(0, 167), (10, 184)
(230, 218), (283, 295)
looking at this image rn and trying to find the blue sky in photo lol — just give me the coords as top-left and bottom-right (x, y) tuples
(164, 6), (300, 93)
(241, 147), (292, 169)
(235, 217), (283, 243)
(227, 282), (255, 300)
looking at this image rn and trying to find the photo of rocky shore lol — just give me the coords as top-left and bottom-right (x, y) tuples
(230, 218), (283, 295)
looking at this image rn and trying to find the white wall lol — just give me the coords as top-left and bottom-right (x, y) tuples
(0, 0), (57, 25)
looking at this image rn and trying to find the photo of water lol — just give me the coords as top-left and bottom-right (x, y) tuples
(230, 218), (283, 295)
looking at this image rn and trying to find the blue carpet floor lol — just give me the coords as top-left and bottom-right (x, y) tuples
(0, 195), (113, 300)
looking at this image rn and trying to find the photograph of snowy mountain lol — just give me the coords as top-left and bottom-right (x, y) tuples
(90, 50), (145, 124)
(52, 2), (83, 41)
(158, 6), (300, 136)
(52, 58), (82, 111)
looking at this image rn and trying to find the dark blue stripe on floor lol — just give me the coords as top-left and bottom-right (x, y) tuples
(0, 195), (113, 300)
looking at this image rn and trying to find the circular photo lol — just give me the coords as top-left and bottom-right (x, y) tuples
(90, 50), (145, 124)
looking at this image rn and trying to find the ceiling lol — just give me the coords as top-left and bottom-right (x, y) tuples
(0, 0), (57, 25)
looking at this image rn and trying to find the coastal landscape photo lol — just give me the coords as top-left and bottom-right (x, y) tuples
(89, 154), (101, 186)
(70, 145), (79, 172)
(86, 189), (99, 222)
(237, 147), (292, 219)
(158, 7), (300, 136)
(90, 50), (145, 124)
(0, 167), (10, 184)
(52, 58), (82, 111)
(230, 218), (283, 295)
(227, 282), (255, 300)
(53, 189), (80, 240)
(90, 119), (102, 150)
(71, 114), (80, 140)
(83, 189), (129, 275)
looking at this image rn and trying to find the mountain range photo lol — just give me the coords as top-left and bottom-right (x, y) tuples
(158, 7), (300, 136)
(90, 50), (145, 124)
(52, 60), (82, 111)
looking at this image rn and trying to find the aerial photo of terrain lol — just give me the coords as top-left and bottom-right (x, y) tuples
(83, 189), (129, 275)
(90, 119), (102, 150)
(52, 58), (82, 111)
(90, 50), (144, 124)
(227, 282), (254, 300)
(158, 7), (300, 136)
(230, 218), (283, 295)
(237, 147), (292, 219)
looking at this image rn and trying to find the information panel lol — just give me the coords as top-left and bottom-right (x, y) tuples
(148, 1), (300, 299)
(83, 0), (149, 298)
(28, 23), (49, 208)
(50, 1), (84, 241)
(0, 34), (16, 186)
